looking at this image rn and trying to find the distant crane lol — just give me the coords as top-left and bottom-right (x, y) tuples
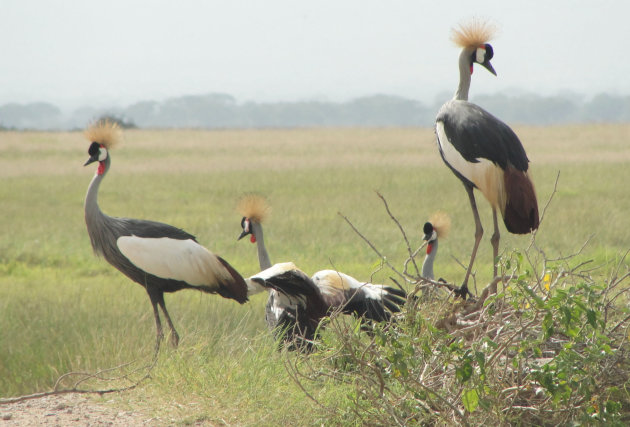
(237, 195), (406, 348)
(83, 121), (248, 352)
(434, 20), (539, 298)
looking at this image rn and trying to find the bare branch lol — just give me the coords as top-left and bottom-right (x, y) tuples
(375, 191), (420, 277)
(338, 211), (407, 282)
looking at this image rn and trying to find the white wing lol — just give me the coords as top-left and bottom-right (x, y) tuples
(117, 235), (230, 286)
(312, 270), (387, 301)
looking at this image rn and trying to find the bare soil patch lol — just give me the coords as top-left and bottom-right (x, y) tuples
(0, 394), (156, 426)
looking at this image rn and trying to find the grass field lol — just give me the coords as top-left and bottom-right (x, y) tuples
(1, 125), (629, 423)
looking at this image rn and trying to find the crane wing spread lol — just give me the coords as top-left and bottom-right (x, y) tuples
(116, 235), (230, 287)
(436, 101), (529, 171)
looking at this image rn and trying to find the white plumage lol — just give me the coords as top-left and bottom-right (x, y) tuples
(117, 235), (232, 286)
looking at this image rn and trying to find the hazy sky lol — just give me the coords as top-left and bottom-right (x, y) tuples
(1, 0), (627, 110)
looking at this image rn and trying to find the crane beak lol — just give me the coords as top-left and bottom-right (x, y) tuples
(482, 60), (497, 76)
(237, 230), (248, 241)
(84, 155), (99, 166)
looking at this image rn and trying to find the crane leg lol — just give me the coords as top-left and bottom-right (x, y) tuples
(148, 293), (164, 354)
(157, 296), (180, 348)
(491, 207), (500, 278)
(147, 287), (179, 352)
(459, 184), (483, 299)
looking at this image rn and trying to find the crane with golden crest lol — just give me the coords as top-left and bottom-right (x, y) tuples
(83, 121), (248, 352)
(421, 211), (451, 282)
(237, 194), (407, 349)
(435, 19), (539, 299)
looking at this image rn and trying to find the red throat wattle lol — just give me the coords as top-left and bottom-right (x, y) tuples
(97, 162), (106, 175)
(426, 243), (433, 254)
(250, 235), (256, 243)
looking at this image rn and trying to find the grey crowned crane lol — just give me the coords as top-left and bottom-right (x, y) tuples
(421, 211), (451, 281)
(237, 195), (406, 348)
(435, 20), (539, 298)
(83, 121), (248, 351)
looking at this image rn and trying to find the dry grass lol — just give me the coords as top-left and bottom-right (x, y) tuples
(3, 124), (629, 178)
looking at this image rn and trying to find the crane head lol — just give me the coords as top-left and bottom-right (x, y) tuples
(451, 18), (498, 76)
(84, 141), (108, 166)
(471, 43), (496, 76)
(423, 222), (437, 255)
(423, 222), (437, 243)
(238, 217), (256, 243)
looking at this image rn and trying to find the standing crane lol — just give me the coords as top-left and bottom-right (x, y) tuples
(237, 194), (406, 348)
(434, 19), (539, 298)
(83, 121), (248, 352)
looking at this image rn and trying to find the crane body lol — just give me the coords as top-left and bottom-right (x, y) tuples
(83, 122), (248, 351)
(434, 20), (539, 298)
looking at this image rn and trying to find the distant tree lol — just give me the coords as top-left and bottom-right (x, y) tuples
(0, 102), (62, 129)
(581, 94), (630, 122)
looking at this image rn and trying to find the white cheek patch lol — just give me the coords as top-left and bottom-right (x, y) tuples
(98, 147), (108, 161)
(476, 47), (486, 64)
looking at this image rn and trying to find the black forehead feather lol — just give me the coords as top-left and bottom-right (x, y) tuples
(423, 222), (433, 235)
(484, 43), (494, 61)
(88, 141), (101, 156)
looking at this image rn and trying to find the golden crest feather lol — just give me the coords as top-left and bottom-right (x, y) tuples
(84, 120), (121, 149)
(451, 18), (497, 48)
(429, 211), (451, 239)
(237, 194), (270, 224)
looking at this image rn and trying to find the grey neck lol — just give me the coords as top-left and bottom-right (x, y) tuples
(84, 156), (110, 253)
(454, 48), (473, 101)
(252, 221), (272, 270)
(421, 239), (438, 280)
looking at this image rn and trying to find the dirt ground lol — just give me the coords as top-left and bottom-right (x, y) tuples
(0, 394), (157, 426)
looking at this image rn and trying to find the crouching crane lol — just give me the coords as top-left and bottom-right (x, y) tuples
(434, 19), (539, 298)
(83, 121), (248, 351)
(237, 194), (406, 349)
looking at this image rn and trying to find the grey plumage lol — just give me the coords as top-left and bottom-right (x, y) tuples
(434, 21), (539, 299)
(83, 123), (248, 351)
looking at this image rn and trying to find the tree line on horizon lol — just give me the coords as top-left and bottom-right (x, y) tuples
(1, 92), (629, 131)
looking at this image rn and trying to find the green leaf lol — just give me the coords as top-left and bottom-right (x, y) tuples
(456, 360), (473, 383)
(462, 388), (479, 412)
(586, 309), (598, 328)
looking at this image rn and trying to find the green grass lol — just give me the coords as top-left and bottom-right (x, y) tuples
(1, 126), (629, 423)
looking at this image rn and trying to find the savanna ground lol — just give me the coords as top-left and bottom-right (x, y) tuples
(1, 125), (629, 425)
